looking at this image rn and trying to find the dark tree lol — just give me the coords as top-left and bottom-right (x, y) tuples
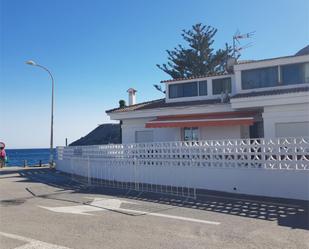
(119, 99), (126, 108)
(157, 23), (233, 79)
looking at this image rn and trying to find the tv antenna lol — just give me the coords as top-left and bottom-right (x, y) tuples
(232, 30), (255, 57)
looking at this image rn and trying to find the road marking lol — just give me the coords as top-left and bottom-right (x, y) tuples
(39, 198), (220, 225)
(115, 207), (220, 225)
(39, 198), (136, 215)
(0, 231), (71, 249)
(38, 204), (99, 215)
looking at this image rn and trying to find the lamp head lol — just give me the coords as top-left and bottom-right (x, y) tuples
(25, 60), (37, 66)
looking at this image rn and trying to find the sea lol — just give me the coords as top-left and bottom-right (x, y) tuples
(5, 148), (57, 167)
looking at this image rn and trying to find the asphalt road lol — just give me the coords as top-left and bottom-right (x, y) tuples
(0, 167), (308, 249)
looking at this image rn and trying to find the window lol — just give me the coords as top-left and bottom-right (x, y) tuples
(183, 127), (199, 141)
(169, 82), (198, 98)
(212, 77), (232, 95)
(198, 80), (207, 96)
(241, 66), (278, 89)
(183, 82), (198, 97)
(169, 84), (182, 98)
(168, 81), (209, 98)
(281, 62), (309, 85)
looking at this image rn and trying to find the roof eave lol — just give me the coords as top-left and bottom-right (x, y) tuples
(160, 72), (232, 84)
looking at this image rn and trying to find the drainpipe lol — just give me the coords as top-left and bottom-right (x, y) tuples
(118, 100), (127, 144)
(119, 120), (122, 144)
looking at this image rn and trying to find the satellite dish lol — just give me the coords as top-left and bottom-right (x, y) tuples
(226, 57), (237, 73)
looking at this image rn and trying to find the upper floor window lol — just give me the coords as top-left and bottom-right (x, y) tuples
(241, 66), (278, 89)
(212, 77), (232, 95)
(281, 62), (309, 85)
(198, 80), (208, 96)
(169, 82), (198, 98)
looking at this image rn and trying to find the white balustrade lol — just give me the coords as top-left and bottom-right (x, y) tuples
(57, 137), (309, 170)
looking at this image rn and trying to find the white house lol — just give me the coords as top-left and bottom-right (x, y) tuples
(57, 48), (309, 201)
(106, 49), (309, 143)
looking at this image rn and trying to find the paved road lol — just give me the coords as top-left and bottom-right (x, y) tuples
(0, 167), (308, 249)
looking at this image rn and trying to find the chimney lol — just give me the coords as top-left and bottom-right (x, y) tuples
(127, 88), (137, 106)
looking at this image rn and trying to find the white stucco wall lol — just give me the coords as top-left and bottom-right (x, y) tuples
(122, 118), (250, 143)
(263, 103), (309, 138)
(57, 158), (309, 200)
(122, 118), (180, 143)
(200, 125), (249, 140)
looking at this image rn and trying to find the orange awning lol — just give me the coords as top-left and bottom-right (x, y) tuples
(145, 111), (257, 128)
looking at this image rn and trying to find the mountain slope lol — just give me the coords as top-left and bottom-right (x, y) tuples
(70, 123), (121, 146)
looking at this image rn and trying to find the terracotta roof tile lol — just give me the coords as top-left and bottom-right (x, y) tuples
(160, 72), (229, 83)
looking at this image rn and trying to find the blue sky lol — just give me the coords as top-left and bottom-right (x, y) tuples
(1, 0), (308, 148)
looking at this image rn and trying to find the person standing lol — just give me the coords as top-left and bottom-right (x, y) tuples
(0, 143), (6, 168)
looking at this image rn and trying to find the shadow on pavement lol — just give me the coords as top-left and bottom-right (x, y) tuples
(1, 167), (308, 230)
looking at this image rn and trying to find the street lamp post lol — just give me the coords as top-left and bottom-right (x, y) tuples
(26, 60), (54, 167)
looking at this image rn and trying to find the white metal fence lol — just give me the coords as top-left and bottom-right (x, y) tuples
(56, 137), (309, 199)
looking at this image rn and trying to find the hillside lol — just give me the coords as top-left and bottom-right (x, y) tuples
(70, 123), (121, 146)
